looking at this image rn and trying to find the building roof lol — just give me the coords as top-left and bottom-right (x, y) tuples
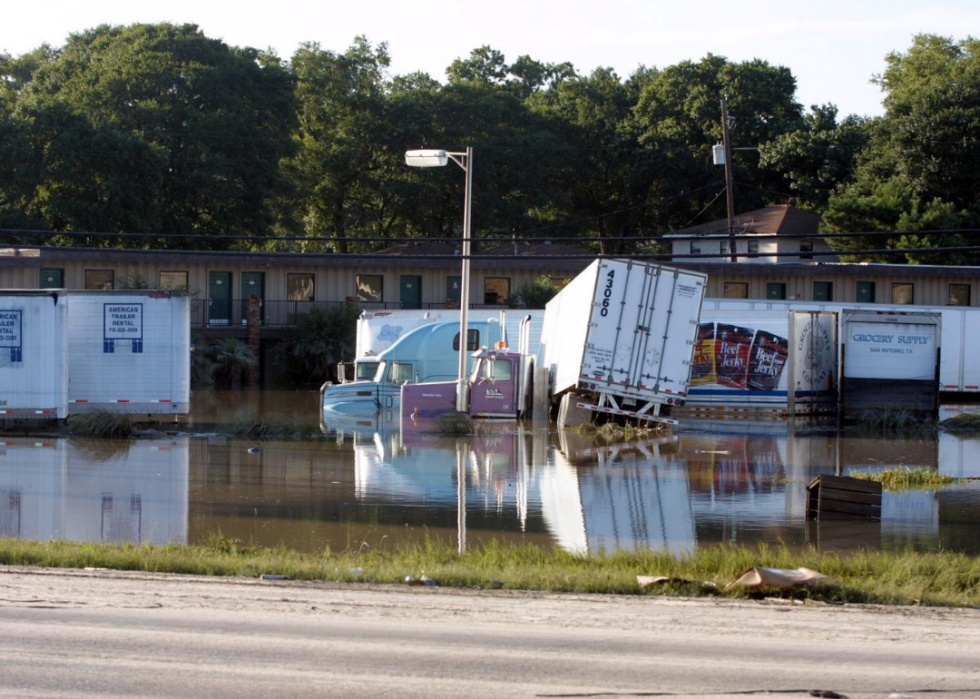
(664, 204), (822, 239)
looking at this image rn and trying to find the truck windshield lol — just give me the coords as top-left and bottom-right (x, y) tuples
(355, 361), (378, 381)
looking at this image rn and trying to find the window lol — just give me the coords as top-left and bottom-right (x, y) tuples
(453, 329), (480, 352)
(723, 282), (748, 299)
(748, 239), (760, 255)
(484, 277), (510, 305)
(799, 240), (814, 260)
(85, 270), (114, 290)
(159, 271), (188, 291)
(856, 281), (876, 304)
(766, 282), (787, 300)
(287, 273), (315, 302)
(482, 357), (513, 381)
(386, 362), (414, 384)
(813, 281), (833, 301)
(690, 241), (702, 256)
(948, 284), (971, 307)
(892, 282), (914, 305)
(356, 274), (384, 302)
(39, 268), (64, 289)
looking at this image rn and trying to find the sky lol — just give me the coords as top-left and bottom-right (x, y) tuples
(3, 0), (978, 118)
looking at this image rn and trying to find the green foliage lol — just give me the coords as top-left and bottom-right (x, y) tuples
(191, 337), (257, 390)
(3, 26), (980, 268)
(230, 414), (324, 440)
(2, 538), (980, 607)
(850, 467), (961, 491)
(1, 23), (296, 243)
(273, 303), (360, 386)
(852, 405), (931, 432)
(511, 275), (566, 308)
(939, 413), (980, 433)
(438, 412), (474, 436)
(822, 35), (980, 259)
(68, 410), (135, 439)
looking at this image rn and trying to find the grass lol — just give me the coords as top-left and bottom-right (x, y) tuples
(438, 412), (476, 436)
(850, 467), (962, 491)
(573, 421), (664, 441)
(66, 411), (135, 439)
(2, 537), (979, 607)
(940, 413), (980, 434)
(230, 414), (325, 440)
(852, 406), (934, 433)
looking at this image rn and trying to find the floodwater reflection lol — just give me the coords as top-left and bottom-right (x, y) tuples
(0, 392), (978, 555)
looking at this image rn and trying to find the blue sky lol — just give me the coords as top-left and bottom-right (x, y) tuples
(3, 0), (977, 117)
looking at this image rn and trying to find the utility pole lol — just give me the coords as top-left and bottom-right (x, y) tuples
(720, 96), (737, 263)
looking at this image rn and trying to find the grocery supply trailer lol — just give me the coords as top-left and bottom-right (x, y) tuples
(839, 310), (941, 417)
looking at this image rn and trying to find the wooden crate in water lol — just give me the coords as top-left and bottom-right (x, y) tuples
(806, 474), (882, 521)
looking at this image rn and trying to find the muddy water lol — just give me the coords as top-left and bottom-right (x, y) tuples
(1, 391), (978, 555)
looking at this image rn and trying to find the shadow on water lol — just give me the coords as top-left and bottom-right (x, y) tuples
(0, 391), (978, 555)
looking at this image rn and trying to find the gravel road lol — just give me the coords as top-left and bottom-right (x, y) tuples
(1, 566), (978, 699)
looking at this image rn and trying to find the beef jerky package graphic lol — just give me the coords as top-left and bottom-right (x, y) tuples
(690, 322), (717, 385)
(747, 330), (789, 391)
(714, 324), (753, 389)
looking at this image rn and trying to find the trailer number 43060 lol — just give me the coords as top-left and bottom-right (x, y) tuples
(599, 270), (615, 317)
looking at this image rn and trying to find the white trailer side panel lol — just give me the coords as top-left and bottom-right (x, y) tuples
(545, 259), (706, 403)
(0, 292), (68, 418)
(67, 292), (190, 414)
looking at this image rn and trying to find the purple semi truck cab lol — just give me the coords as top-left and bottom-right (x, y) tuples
(400, 349), (523, 426)
(468, 351), (520, 418)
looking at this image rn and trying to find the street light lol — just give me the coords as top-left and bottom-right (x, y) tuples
(405, 147), (473, 412)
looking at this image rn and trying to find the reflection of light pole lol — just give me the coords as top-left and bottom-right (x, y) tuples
(405, 148), (473, 412)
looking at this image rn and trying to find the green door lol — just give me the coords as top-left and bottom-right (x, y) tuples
(400, 275), (422, 309)
(241, 272), (265, 324)
(208, 271), (232, 325)
(446, 275), (461, 307)
(39, 268), (64, 289)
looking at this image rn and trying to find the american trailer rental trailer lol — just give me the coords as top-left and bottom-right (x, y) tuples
(66, 291), (191, 415)
(0, 291), (68, 419)
(540, 259), (707, 426)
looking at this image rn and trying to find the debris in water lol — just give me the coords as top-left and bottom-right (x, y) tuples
(260, 574), (290, 581)
(247, 447), (263, 454)
(420, 575), (438, 587)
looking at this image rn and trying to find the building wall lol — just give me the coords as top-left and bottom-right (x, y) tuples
(3, 259), (563, 307)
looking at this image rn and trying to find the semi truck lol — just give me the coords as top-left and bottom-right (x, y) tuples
(401, 259), (708, 427)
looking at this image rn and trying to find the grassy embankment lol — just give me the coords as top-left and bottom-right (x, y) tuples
(1, 537), (978, 608)
(850, 467), (964, 490)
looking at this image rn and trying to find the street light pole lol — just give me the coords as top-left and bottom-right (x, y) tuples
(405, 147), (473, 412)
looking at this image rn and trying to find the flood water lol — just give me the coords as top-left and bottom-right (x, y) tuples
(1, 391), (978, 556)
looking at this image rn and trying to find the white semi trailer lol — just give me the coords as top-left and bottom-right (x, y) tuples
(538, 259), (707, 426)
(66, 291), (191, 415)
(0, 291), (68, 419)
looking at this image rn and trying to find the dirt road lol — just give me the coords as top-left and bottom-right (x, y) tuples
(1, 566), (978, 698)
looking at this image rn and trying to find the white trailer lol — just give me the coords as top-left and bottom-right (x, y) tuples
(66, 291), (190, 415)
(539, 259), (707, 426)
(682, 307), (838, 415)
(0, 291), (68, 419)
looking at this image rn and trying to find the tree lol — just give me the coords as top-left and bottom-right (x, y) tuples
(13, 23), (296, 245)
(285, 38), (393, 253)
(758, 104), (869, 211)
(633, 55), (804, 229)
(274, 304), (360, 386)
(822, 35), (980, 263)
